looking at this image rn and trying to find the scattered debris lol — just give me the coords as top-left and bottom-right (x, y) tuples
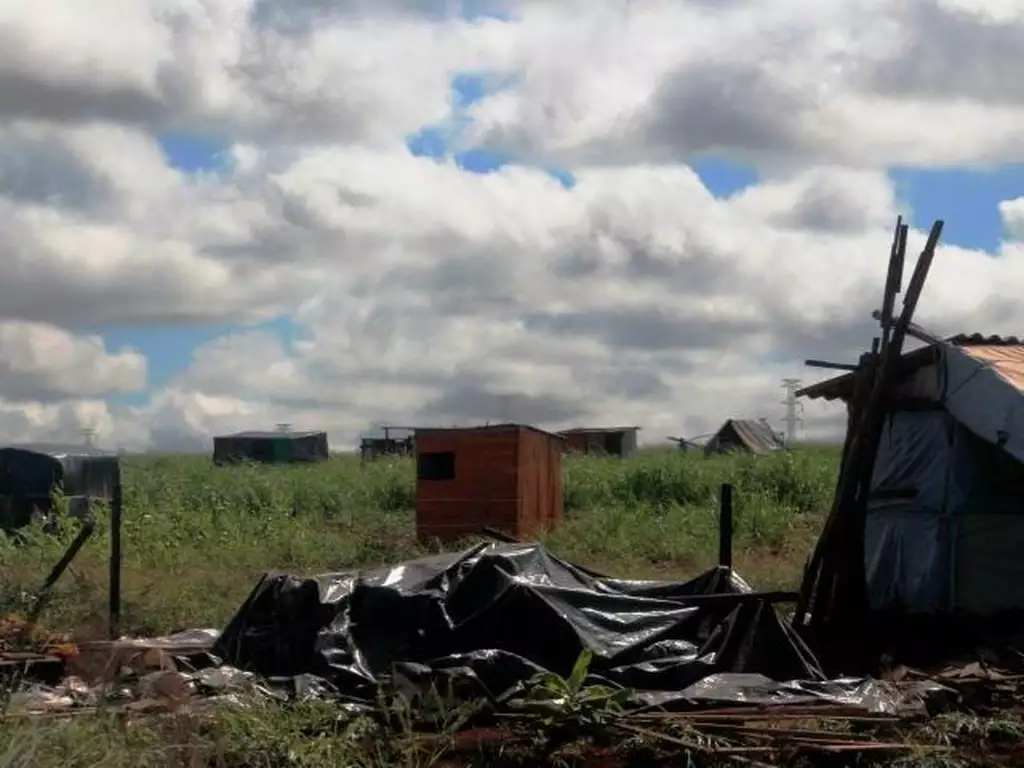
(2, 542), (1024, 764)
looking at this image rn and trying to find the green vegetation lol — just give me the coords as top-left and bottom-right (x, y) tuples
(2, 445), (1012, 766)
(0, 445), (840, 635)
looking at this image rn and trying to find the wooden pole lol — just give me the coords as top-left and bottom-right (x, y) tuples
(109, 472), (123, 639)
(719, 483), (733, 570)
(793, 219), (944, 649)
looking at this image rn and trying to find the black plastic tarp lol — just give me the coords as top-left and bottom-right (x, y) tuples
(0, 444), (120, 528)
(213, 431), (329, 465)
(214, 542), (863, 710)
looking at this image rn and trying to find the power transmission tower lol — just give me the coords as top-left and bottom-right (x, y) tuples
(82, 428), (96, 447)
(780, 378), (803, 447)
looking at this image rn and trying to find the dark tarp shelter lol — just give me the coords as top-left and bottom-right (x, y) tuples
(798, 335), (1024, 616)
(212, 541), (846, 710)
(558, 427), (640, 458)
(213, 431), (329, 465)
(704, 419), (786, 457)
(0, 443), (120, 529)
(359, 427), (416, 462)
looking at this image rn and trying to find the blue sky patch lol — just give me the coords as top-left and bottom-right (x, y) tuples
(690, 156), (761, 199)
(407, 126), (449, 159)
(458, 0), (511, 21)
(159, 133), (232, 174)
(95, 316), (297, 405)
(408, 71), (518, 161)
(407, 72), (574, 188)
(889, 165), (1024, 252)
(454, 148), (508, 172)
(452, 73), (489, 107)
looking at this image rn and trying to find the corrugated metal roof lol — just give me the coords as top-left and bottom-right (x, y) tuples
(959, 345), (1024, 393)
(949, 333), (1022, 347)
(797, 333), (1024, 402)
(731, 420), (785, 454)
(796, 347), (939, 401)
(706, 419), (784, 455)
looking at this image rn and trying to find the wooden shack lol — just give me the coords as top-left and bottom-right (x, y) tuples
(558, 426), (640, 458)
(414, 423), (564, 542)
(703, 419), (785, 457)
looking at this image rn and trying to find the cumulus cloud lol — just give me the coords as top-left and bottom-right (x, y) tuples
(0, 0), (509, 145)
(149, 155), (1023, 448)
(1002, 197), (1024, 239)
(463, 0), (1024, 168)
(0, 0), (1021, 451)
(0, 399), (123, 447)
(0, 323), (145, 402)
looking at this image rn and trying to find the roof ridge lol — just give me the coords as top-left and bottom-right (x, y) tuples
(947, 333), (1022, 346)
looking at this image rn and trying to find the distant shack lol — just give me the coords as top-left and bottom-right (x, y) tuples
(703, 419), (786, 457)
(558, 426), (640, 458)
(359, 426), (416, 463)
(213, 430), (329, 465)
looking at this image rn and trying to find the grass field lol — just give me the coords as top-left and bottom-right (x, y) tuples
(0, 445), (840, 636)
(3, 445), (1014, 767)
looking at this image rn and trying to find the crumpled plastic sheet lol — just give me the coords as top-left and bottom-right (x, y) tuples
(636, 672), (948, 714)
(209, 541), (910, 712)
(5, 663), (264, 715)
(113, 628), (221, 650)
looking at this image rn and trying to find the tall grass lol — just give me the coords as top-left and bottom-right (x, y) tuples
(17, 444), (988, 768)
(0, 446), (839, 636)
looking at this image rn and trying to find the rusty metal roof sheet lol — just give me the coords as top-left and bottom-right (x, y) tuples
(958, 345), (1024, 393)
(796, 346), (940, 402)
(948, 333), (1022, 347)
(797, 334), (1024, 402)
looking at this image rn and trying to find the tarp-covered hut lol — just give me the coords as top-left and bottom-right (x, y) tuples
(558, 426), (640, 458)
(213, 431), (329, 465)
(0, 443), (120, 529)
(798, 333), (1024, 616)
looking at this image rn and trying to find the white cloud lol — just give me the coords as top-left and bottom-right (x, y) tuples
(463, 0), (1024, 168)
(0, 0), (511, 145)
(141, 156), (1022, 450)
(0, 0), (1021, 451)
(1002, 197), (1024, 240)
(0, 399), (121, 446)
(0, 322), (145, 402)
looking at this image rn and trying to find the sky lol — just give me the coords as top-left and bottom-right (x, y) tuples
(0, 0), (1023, 453)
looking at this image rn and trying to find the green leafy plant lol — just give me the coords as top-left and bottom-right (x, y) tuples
(519, 649), (631, 729)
